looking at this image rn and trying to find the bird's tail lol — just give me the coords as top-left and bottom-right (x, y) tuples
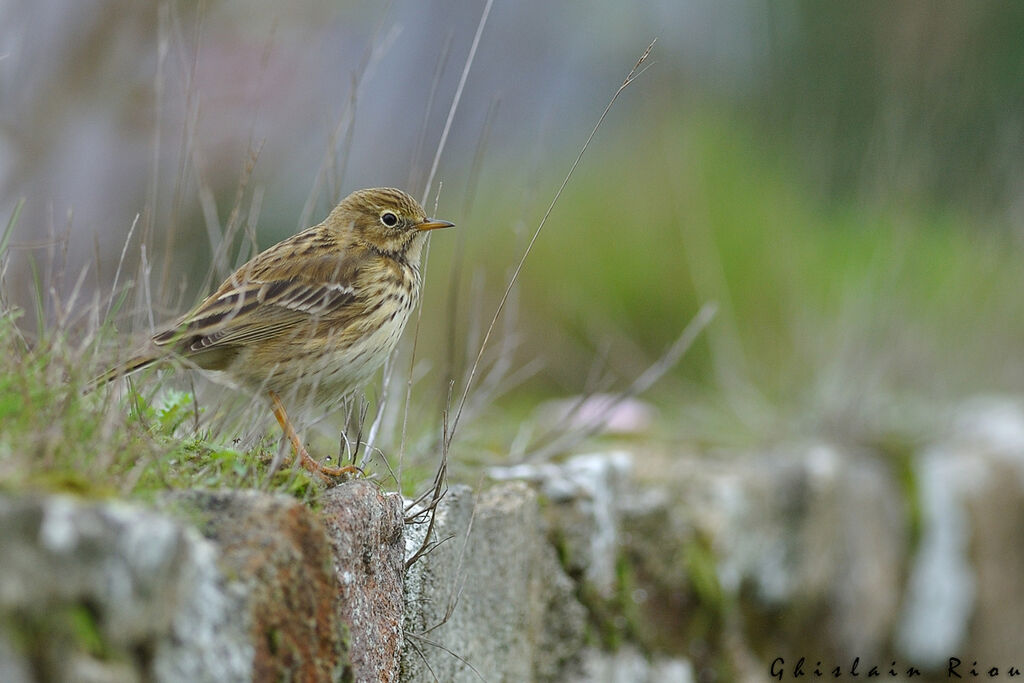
(87, 354), (161, 392)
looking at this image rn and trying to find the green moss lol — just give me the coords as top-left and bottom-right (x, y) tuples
(265, 626), (282, 656)
(880, 434), (925, 555)
(571, 551), (644, 652)
(66, 604), (107, 658)
(679, 533), (727, 646)
(336, 619), (353, 683)
(8, 602), (126, 673)
(682, 534), (723, 615)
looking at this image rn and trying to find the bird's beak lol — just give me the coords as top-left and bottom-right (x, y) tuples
(416, 218), (455, 232)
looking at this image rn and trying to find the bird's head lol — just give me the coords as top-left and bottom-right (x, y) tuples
(327, 187), (453, 257)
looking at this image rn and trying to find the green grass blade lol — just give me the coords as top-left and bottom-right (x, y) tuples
(0, 198), (25, 258)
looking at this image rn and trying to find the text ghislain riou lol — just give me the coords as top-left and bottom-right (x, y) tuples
(770, 656), (1024, 679)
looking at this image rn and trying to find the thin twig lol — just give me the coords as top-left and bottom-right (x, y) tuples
(404, 630), (487, 682)
(404, 636), (441, 683)
(105, 214), (139, 322)
(299, 4), (396, 229)
(387, 0), (492, 498)
(524, 301), (717, 462)
(146, 1), (168, 257)
(421, 485), (479, 636)
(445, 39), (658, 452)
(160, 0), (203, 298)
(407, 29), (455, 192)
(420, 0), (494, 205)
(442, 95), (501, 409)
(208, 142), (264, 280)
(361, 355), (394, 469)
(403, 383), (455, 569)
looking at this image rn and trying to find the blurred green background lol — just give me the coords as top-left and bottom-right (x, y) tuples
(3, 0), (1024, 447)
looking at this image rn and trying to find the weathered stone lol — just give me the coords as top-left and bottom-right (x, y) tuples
(625, 443), (907, 663)
(402, 483), (587, 682)
(491, 452), (631, 598)
(565, 646), (695, 683)
(151, 522), (252, 683)
(616, 484), (697, 655)
(0, 623), (32, 683)
(21, 398), (1024, 683)
(320, 481), (405, 683)
(897, 397), (1024, 670)
(0, 493), (251, 683)
(167, 489), (347, 682)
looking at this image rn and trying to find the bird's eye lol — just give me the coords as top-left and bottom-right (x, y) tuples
(380, 211), (399, 227)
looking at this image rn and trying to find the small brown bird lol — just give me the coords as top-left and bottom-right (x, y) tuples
(97, 187), (453, 477)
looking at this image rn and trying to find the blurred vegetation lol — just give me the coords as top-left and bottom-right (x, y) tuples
(2, 1), (1024, 492)
(425, 103), (1024, 445)
(755, 2), (1024, 209)
(423, 2), (1024, 446)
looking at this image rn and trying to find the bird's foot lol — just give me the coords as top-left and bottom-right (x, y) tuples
(297, 446), (363, 479)
(268, 390), (362, 481)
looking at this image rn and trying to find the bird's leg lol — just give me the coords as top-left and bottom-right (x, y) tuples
(268, 390), (361, 478)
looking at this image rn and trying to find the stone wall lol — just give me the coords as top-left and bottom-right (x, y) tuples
(3, 397), (1024, 681)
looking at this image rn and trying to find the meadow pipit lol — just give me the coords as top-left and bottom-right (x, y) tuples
(97, 187), (453, 477)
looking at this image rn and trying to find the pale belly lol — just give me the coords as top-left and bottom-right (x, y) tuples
(226, 283), (418, 409)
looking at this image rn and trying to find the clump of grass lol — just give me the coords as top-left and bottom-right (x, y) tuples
(0, 198), (327, 501)
(0, 307), (321, 500)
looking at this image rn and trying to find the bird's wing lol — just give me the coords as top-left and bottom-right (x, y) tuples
(154, 240), (368, 353)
